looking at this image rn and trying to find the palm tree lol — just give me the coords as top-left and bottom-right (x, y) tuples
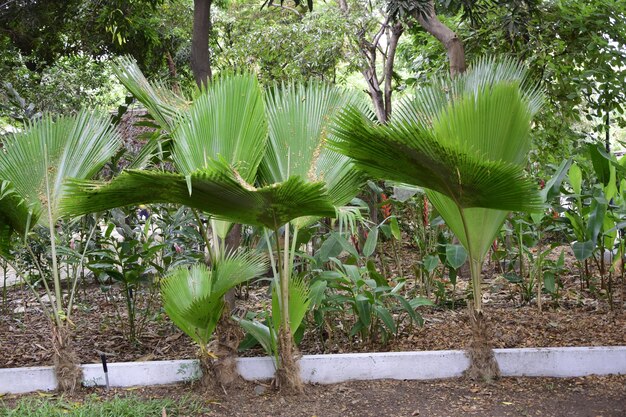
(0, 111), (121, 392)
(258, 82), (365, 391)
(161, 252), (267, 388)
(330, 57), (544, 381)
(61, 61), (364, 392)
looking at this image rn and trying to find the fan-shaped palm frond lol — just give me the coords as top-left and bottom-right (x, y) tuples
(161, 252), (267, 347)
(331, 84), (542, 212)
(173, 73), (268, 181)
(238, 274), (311, 357)
(61, 160), (336, 229)
(271, 274), (311, 335)
(262, 82), (366, 227)
(330, 57), (544, 314)
(0, 111), (121, 225)
(113, 56), (189, 131)
(0, 181), (34, 257)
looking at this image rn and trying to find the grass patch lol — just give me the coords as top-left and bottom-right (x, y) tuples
(0, 393), (208, 417)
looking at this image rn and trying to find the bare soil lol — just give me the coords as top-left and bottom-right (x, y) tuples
(2, 376), (625, 417)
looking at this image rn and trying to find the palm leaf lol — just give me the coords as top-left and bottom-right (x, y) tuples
(161, 264), (219, 347)
(0, 111), (121, 225)
(330, 84), (542, 212)
(330, 56), (545, 313)
(161, 252), (267, 347)
(113, 56), (188, 131)
(212, 250), (268, 296)
(61, 160), (336, 229)
(262, 82), (366, 227)
(0, 180), (34, 257)
(173, 73), (268, 181)
(271, 274), (311, 335)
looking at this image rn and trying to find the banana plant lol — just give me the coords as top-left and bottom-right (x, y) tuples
(0, 110), (121, 392)
(331, 57), (544, 381)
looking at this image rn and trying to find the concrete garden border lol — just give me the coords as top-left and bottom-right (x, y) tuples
(1, 346), (624, 394)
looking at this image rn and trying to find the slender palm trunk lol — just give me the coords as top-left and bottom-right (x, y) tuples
(465, 257), (500, 381)
(275, 224), (303, 393)
(460, 211), (500, 382)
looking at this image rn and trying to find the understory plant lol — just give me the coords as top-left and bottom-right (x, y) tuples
(331, 57), (544, 381)
(161, 252), (267, 388)
(0, 111), (121, 392)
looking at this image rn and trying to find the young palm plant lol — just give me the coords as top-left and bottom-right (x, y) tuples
(161, 251), (267, 388)
(62, 77), (364, 393)
(330, 57), (544, 381)
(0, 111), (121, 392)
(256, 82), (365, 391)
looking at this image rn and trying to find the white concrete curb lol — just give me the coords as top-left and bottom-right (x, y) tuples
(1, 346), (624, 394)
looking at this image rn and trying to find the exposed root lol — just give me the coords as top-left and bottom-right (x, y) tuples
(464, 306), (500, 383)
(52, 326), (82, 393)
(274, 327), (303, 395)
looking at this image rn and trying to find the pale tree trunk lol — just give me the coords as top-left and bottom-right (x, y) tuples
(415, 1), (466, 77)
(191, 0), (213, 87)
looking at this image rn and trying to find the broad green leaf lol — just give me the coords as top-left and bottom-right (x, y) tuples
(363, 226), (379, 257)
(572, 240), (595, 261)
(445, 244), (468, 269)
(543, 272), (556, 294)
(423, 255), (439, 273)
(586, 199), (607, 243)
(374, 305), (396, 333)
(568, 163), (582, 196)
(389, 216), (401, 240)
(540, 159), (571, 202)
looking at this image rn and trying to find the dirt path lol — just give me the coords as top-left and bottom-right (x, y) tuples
(3, 376), (624, 416)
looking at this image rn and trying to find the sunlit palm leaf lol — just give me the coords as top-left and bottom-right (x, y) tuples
(113, 56), (189, 131)
(262, 83), (366, 227)
(173, 73), (267, 181)
(0, 181), (33, 257)
(0, 111), (121, 225)
(330, 57), (544, 313)
(61, 160), (336, 229)
(330, 84), (542, 212)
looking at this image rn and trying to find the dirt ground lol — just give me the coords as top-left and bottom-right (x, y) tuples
(1, 268), (624, 368)
(2, 376), (625, 417)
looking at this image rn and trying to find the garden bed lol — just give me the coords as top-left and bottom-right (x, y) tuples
(1, 268), (624, 369)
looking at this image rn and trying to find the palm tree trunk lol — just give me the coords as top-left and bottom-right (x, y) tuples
(52, 324), (82, 393)
(465, 305), (500, 382)
(275, 224), (303, 393)
(465, 257), (500, 382)
(212, 224), (245, 388)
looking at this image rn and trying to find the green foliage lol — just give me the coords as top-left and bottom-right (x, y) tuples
(214, 2), (349, 84)
(161, 253), (267, 348)
(62, 163), (336, 229)
(0, 394), (205, 417)
(0, 111), (121, 224)
(238, 274), (311, 356)
(312, 257), (431, 345)
(332, 57), (543, 311)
